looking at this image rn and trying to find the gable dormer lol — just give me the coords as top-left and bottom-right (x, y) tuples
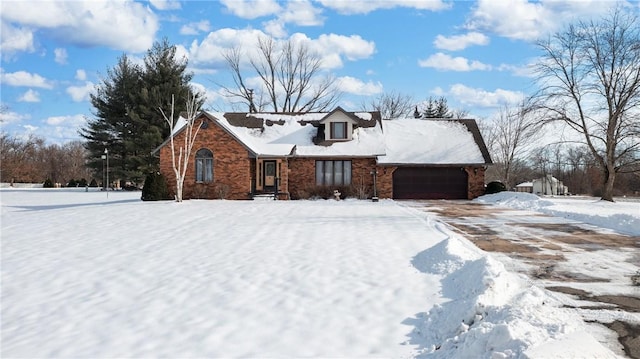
(318, 107), (360, 142)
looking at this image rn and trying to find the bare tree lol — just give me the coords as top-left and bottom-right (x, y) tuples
(532, 5), (640, 201)
(484, 102), (543, 189)
(221, 36), (341, 113)
(161, 94), (203, 202)
(362, 91), (414, 119)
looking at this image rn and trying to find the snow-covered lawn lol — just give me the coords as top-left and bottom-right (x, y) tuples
(1, 189), (631, 358)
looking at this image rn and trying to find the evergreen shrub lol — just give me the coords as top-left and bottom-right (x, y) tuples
(485, 181), (507, 194)
(43, 179), (54, 188)
(141, 172), (172, 201)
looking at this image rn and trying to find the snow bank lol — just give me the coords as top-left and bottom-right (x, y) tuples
(477, 192), (640, 236)
(409, 233), (617, 358)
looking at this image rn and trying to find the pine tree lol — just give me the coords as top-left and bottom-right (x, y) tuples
(81, 39), (204, 186)
(81, 55), (142, 183)
(421, 96), (453, 119)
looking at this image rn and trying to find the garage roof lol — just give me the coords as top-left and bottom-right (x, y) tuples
(378, 118), (492, 165)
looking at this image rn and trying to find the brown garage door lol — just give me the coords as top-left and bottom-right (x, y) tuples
(393, 167), (468, 199)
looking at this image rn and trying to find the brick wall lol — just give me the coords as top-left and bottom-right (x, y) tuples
(287, 157), (378, 199)
(375, 166), (396, 198)
(159, 119), (252, 200)
(465, 166), (486, 199)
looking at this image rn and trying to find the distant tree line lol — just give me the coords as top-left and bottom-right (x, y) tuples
(0, 133), (90, 186)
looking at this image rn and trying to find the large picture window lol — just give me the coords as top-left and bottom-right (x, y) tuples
(315, 160), (351, 186)
(330, 122), (347, 139)
(195, 148), (213, 183)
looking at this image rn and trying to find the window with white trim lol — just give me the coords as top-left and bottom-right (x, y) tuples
(195, 148), (213, 183)
(315, 160), (351, 186)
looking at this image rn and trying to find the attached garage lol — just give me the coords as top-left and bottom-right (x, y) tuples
(392, 167), (468, 199)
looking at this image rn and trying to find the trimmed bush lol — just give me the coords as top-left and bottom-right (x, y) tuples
(141, 172), (172, 201)
(43, 178), (54, 188)
(485, 181), (507, 194)
(67, 179), (78, 187)
(89, 179), (98, 187)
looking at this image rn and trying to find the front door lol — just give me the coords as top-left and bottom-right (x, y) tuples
(264, 161), (276, 189)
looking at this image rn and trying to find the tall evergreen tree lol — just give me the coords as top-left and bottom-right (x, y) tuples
(81, 39), (204, 186)
(81, 55), (142, 184)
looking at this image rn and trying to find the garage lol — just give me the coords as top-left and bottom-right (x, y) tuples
(393, 167), (468, 199)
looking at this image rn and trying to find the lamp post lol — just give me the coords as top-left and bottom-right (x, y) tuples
(371, 169), (379, 202)
(101, 154), (106, 191)
(104, 148), (109, 198)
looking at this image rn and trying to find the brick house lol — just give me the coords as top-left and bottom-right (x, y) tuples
(155, 107), (492, 200)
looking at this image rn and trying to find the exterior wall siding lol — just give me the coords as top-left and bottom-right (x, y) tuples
(159, 119), (252, 200)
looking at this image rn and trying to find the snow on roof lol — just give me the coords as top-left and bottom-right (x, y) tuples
(516, 182), (534, 187)
(378, 118), (486, 165)
(208, 111), (385, 157)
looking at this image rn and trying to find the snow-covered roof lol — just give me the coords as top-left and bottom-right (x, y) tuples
(516, 182), (534, 187)
(206, 110), (385, 157)
(162, 109), (491, 165)
(378, 118), (490, 165)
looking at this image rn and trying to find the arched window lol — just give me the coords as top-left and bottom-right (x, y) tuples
(195, 148), (213, 183)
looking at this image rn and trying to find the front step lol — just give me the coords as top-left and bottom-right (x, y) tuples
(252, 194), (276, 200)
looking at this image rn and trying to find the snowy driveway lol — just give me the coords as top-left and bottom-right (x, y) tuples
(405, 199), (640, 357)
(2, 190), (444, 358)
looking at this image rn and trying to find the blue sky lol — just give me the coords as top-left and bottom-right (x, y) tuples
(1, 0), (635, 144)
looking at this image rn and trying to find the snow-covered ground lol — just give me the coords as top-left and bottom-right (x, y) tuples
(1, 188), (635, 358)
(476, 192), (640, 236)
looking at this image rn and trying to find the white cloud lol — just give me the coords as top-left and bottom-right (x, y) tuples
(336, 76), (383, 96)
(149, 0), (181, 10)
(418, 53), (491, 71)
(433, 32), (489, 51)
(314, 34), (375, 61)
(188, 28), (265, 66)
(180, 20), (211, 35)
(41, 114), (88, 143)
(448, 83), (524, 107)
(17, 89), (40, 102)
(66, 82), (95, 102)
(54, 48), (68, 64)
(0, 111), (30, 124)
(220, 0), (281, 19)
(191, 82), (224, 105)
(75, 69), (87, 81)
(254, 0), (325, 38)
(465, 0), (618, 41)
(188, 29), (375, 72)
(277, 0), (324, 27)
(317, 0), (450, 14)
(263, 20), (287, 38)
(0, 23), (34, 56)
(1, 70), (54, 88)
(1, 1), (158, 53)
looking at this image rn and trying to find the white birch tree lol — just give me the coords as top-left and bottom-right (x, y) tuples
(160, 93), (203, 202)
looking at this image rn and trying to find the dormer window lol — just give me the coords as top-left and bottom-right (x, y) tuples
(330, 122), (347, 140)
(319, 107), (357, 142)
